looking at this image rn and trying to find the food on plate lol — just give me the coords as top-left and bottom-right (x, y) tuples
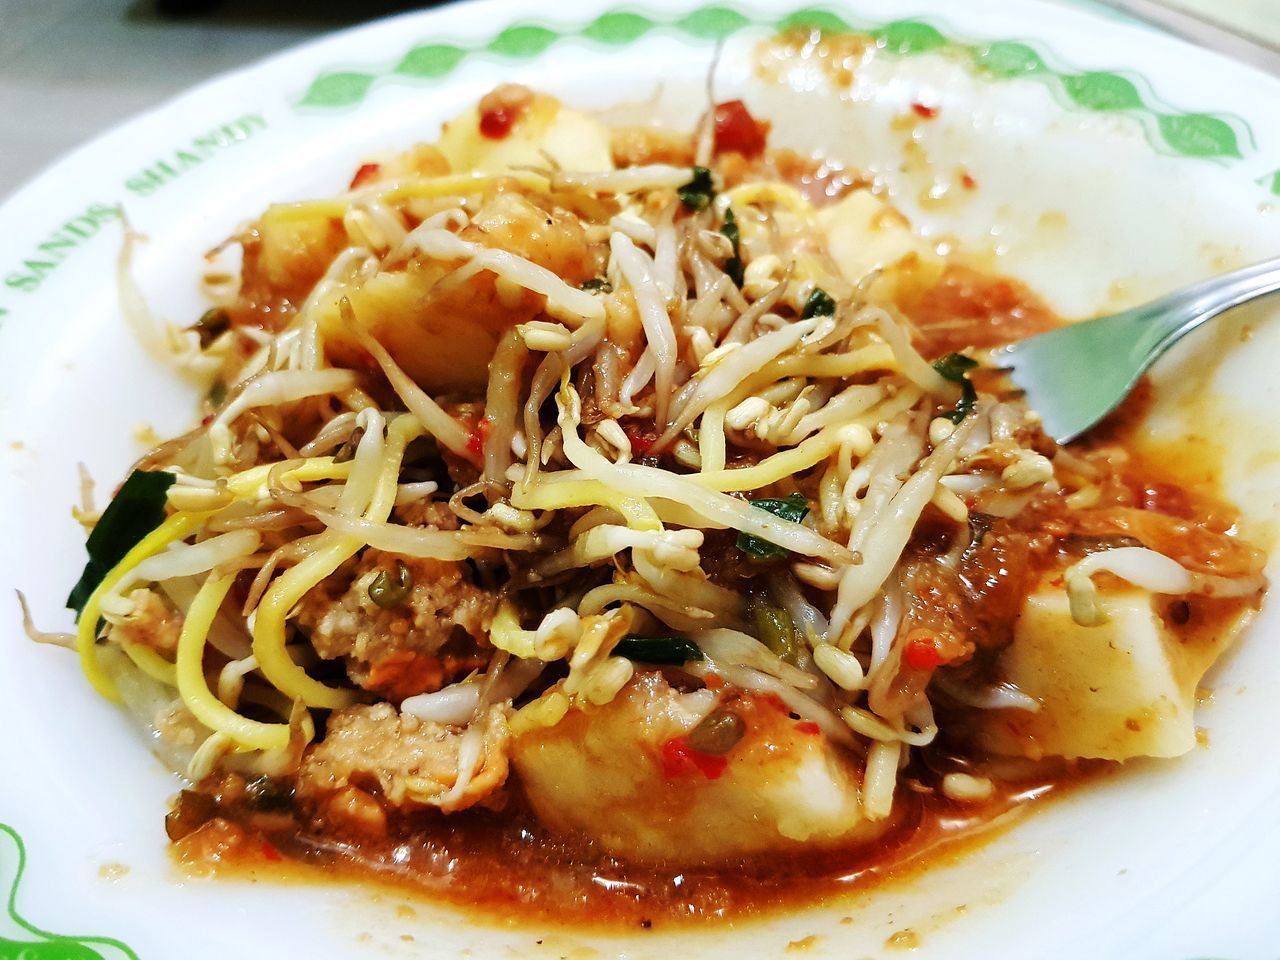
(56, 83), (1266, 923)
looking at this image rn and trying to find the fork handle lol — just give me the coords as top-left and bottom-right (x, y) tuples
(1134, 255), (1280, 360)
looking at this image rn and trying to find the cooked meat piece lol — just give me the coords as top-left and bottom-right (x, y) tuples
(298, 702), (510, 813)
(294, 502), (498, 701)
(109, 588), (183, 655)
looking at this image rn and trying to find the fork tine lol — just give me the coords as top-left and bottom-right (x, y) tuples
(998, 310), (1151, 444)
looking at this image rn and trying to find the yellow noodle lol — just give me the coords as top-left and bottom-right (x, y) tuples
(76, 511), (211, 701)
(121, 642), (177, 686)
(689, 425), (872, 492)
(178, 573), (293, 751)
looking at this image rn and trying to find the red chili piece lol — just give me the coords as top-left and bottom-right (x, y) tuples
(758, 693), (791, 715)
(467, 416), (494, 457)
(960, 172), (977, 190)
(260, 841), (283, 862)
(713, 99), (768, 158)
(794, 721), (822, 735)
(661, 737), (729, 780)
(624, 425), (655, 455)
(348, 163), (381, 190)
(911, 102), (940, 119)
(479, 106), (518, 140)
(903, 634), (944, 671)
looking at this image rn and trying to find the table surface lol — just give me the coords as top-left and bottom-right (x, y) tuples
(1, 0), (1276, 203)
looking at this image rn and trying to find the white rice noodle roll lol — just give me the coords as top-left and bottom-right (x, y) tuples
(1064, 546), (1263, 627)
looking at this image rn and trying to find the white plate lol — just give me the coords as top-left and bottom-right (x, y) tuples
(2, 1), (1280, 957)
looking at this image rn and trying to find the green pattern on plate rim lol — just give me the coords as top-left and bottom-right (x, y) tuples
(0, 824), (139, 960)
(295, 4), (1253, 163)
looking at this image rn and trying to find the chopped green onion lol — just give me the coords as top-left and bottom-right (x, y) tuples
(67, 469), (176, 617)
(207, 379), (227, 409)
(686, 710), (746, 755)
(721, 207), (744, 287)
(191, 306), (230, 349)
(613, 635), (705, 665)
(677, 166), (715, 212)
(932, 352), (979, 424)
(801, 287), (836, 319)
(368, 560), (413, 609)
(736, 492), (810, 560)
(581, 277), (613, 293)
(750, 595), (801, 664)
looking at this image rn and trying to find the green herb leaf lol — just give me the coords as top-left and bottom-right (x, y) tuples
(191, 306), (231, 349)
(721, 207), (744, 287)
(67, 470), (176, 617)
(801, 287), (836, 319)
(736, 492), (810, 559)
(932, 352), (978, 382)
(932, 352), (979, 423)
(613, 635), (705, 665)
(678, 166), (715, 211)
(581, 277), (613, 293)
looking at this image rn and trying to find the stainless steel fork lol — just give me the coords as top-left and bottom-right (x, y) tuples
(996, 256), (1280, 443)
